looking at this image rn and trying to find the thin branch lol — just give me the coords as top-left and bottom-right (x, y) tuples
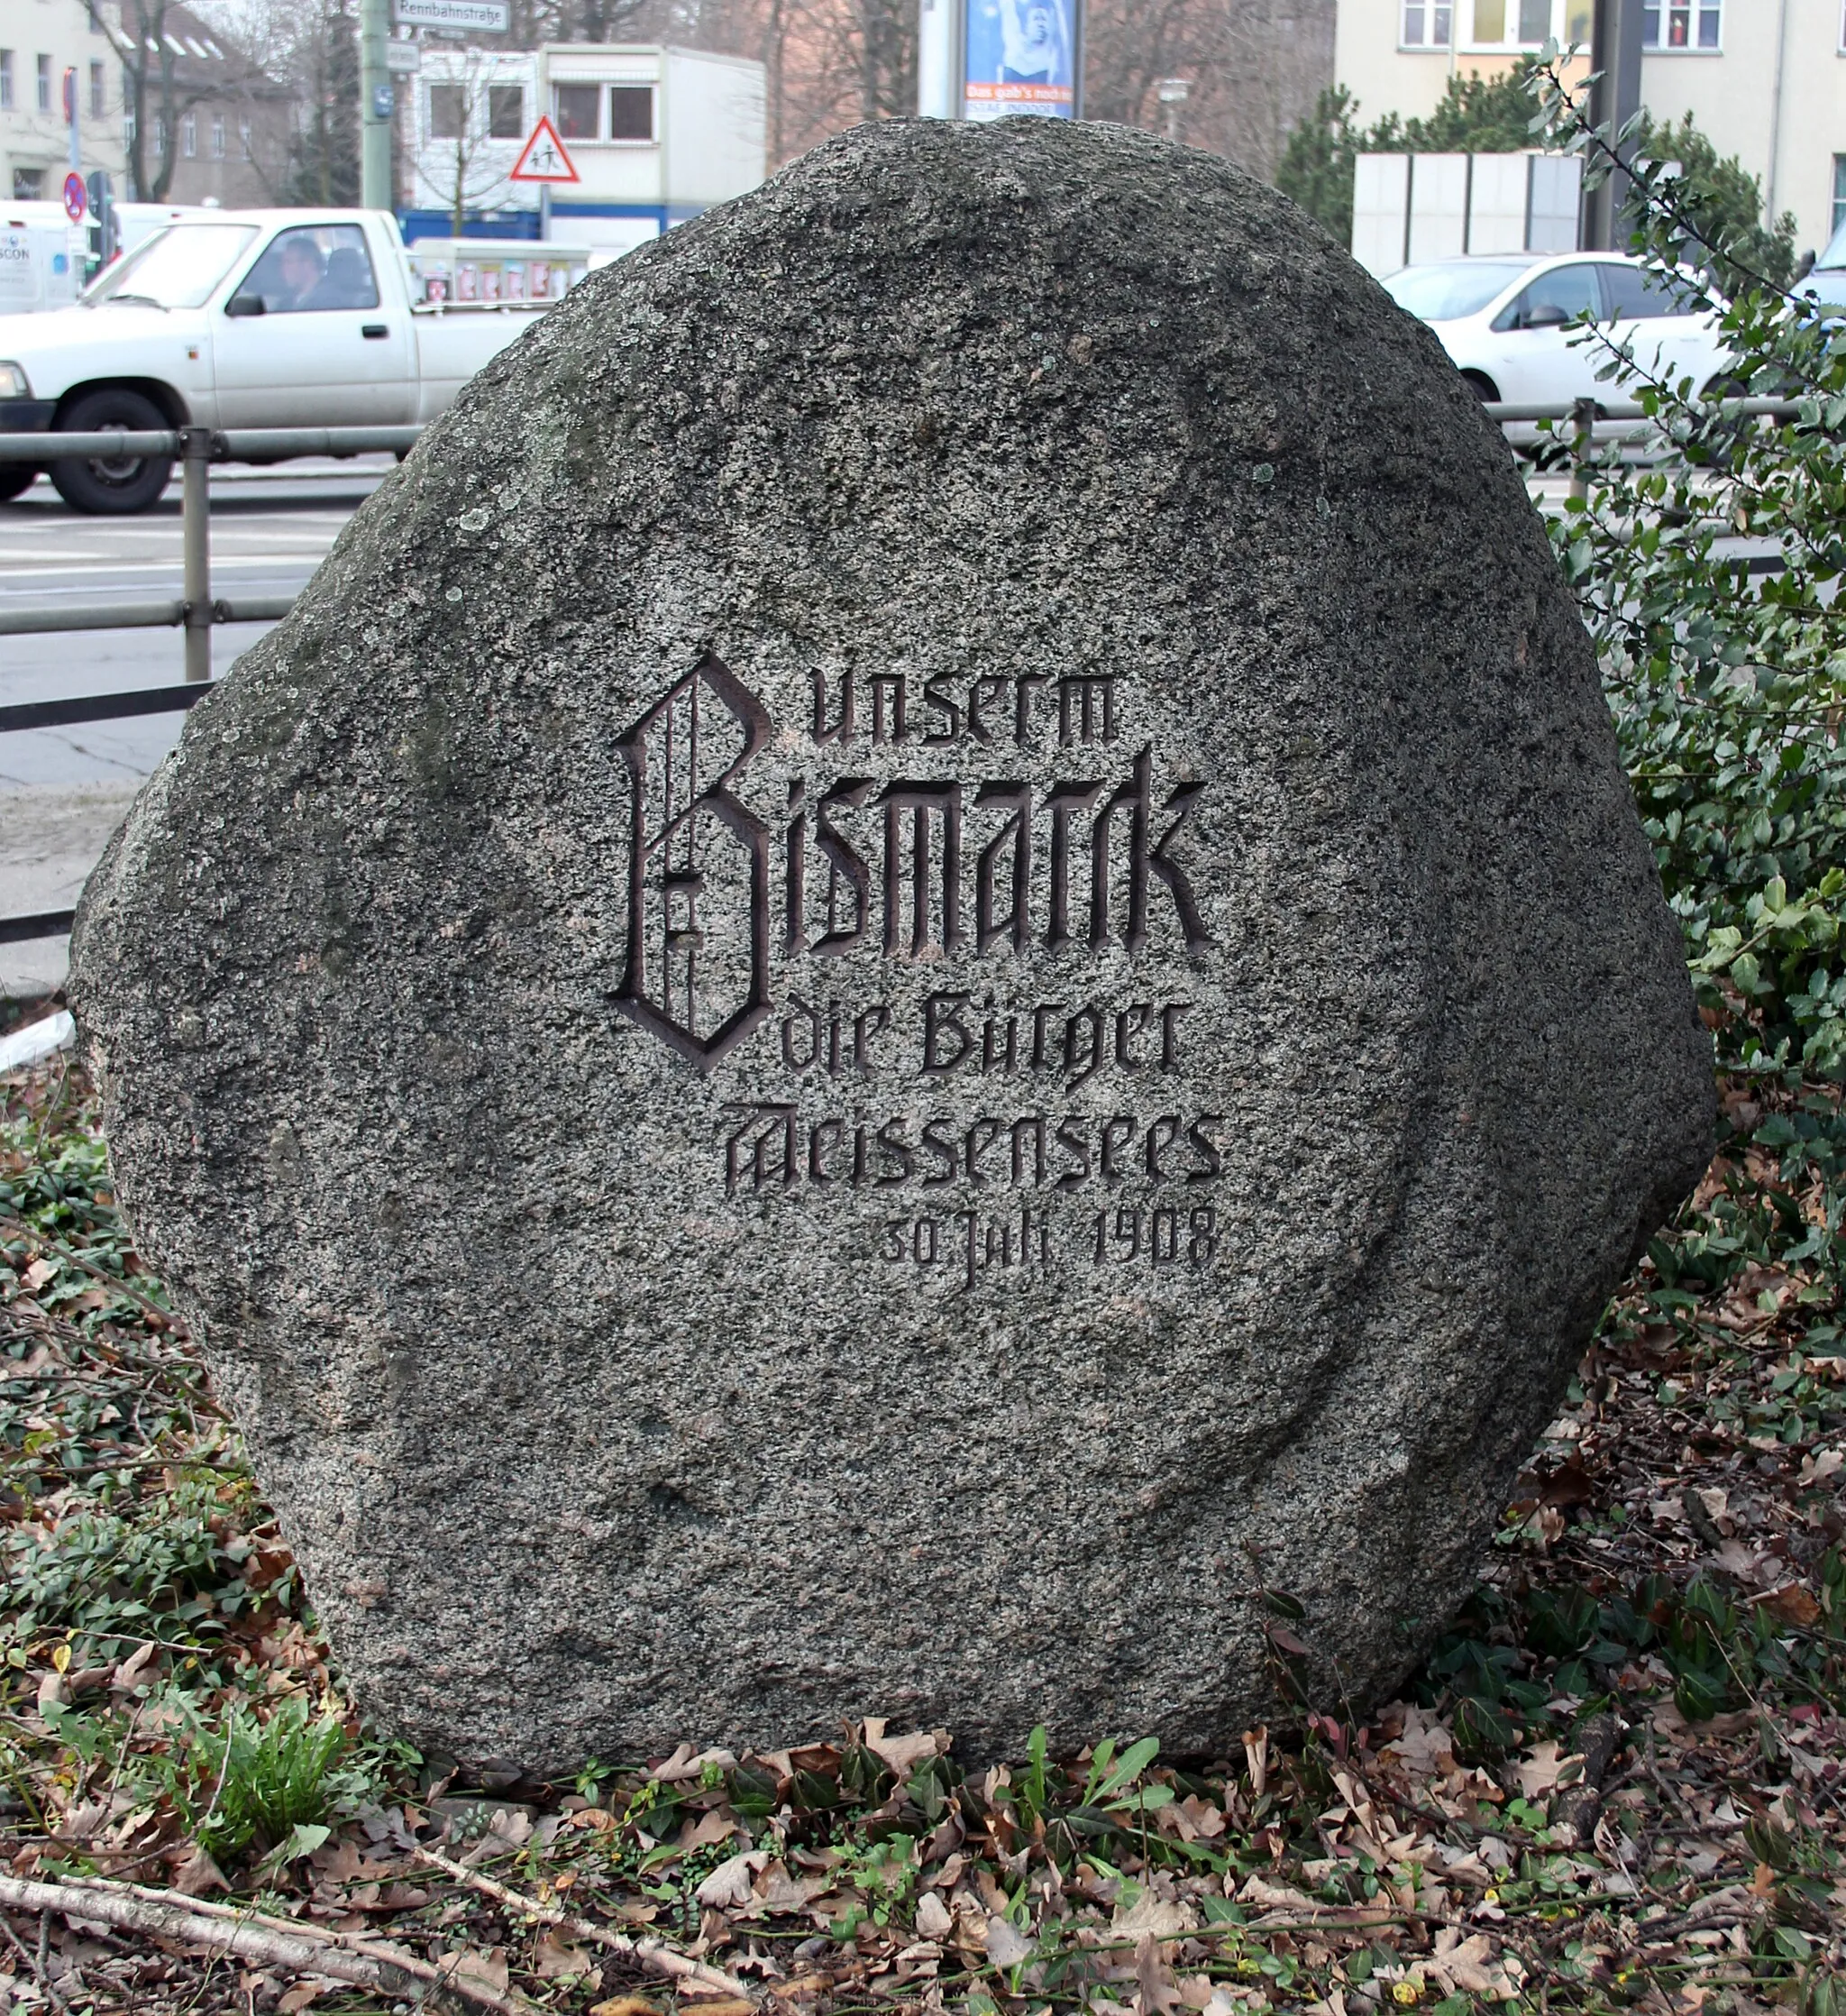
(0, 1872), (535, 2015)
(413, 1841), (757, 2000)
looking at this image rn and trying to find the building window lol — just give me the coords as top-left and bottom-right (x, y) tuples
(1834, 157), (1846, 237)
(488, 82), (524, 137)
(88, 59), (103, 116)
(13, 167), (44, 199)
(0, 51), (12, 112)
(427, 82), (466, 139)
(608, 84), (653, 140)
(239, 117), (251, 159)
(1642, 0), (1720, 45)
(553, 82), (600, 139)
(37, 53), (52, 111)
(181, 112), (196, 157)
(1401, 0), (1454, 43)
(1467, 0), (1554, 41)
(211, 114), (224, 158)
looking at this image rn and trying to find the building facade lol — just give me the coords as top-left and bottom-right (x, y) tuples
(1, 0), (126, 206)
(1333, 0), (1846, 259)
(98, 1), (291, 206)
(402, 43), (766, 256)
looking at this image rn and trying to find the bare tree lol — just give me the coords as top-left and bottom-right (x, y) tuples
(105, 0), (265, 200)
(414, 48), (516, 230)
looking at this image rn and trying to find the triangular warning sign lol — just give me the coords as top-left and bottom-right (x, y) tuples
(508, 115), (580, 184)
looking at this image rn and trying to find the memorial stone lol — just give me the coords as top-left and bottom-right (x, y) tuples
(70, 116), (1714, 1773)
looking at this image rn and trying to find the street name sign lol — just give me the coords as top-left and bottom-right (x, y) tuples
(392, 0), (510, 32)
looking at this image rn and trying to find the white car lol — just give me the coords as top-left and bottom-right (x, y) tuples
(1380, 252), (1730, 417)
(0, 208), (577, 513)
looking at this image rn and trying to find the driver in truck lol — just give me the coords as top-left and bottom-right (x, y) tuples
(275, 234), (324, 310)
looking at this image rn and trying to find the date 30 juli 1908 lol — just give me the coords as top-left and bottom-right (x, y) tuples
(876, 1201), (1220, 1288)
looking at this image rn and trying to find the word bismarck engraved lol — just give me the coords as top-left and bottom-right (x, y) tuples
(612, 652), (1223, 1263)
(616, 653), (1210, 1062)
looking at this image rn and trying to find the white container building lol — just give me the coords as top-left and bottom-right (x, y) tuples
(402, 42), (766, 259)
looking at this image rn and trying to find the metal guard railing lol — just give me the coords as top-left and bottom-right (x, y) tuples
(0, 398), (1816, 952)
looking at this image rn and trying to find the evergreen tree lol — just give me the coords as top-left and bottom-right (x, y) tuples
(1627, 111), (1798, 291)
(1272, 86), (1362, 243)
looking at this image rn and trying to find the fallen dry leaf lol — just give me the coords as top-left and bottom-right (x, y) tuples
(1756, 1581), (1822, 1627)
(695, 1848), (770, 1909)
(1136, 1930), (1183, 2015)
(533, 1929), (598, 1978)
(861, 1718), (951, 1780)
(915, 1892), (953, 1940)
(984, 1915), (1033, 1968)
(1113, 1893), (1197, 1939)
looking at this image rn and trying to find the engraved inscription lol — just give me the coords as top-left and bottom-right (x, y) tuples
(719, 1103), (1225, 1196)
(614, 653), (772, 1066)
(613, 654), (1213, 1072)
(613, 654), (1229, 1277)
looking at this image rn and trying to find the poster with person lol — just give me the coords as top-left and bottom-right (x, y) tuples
(962, 0), (1078, 120)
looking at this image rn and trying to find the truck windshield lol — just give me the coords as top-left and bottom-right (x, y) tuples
(1383, 261), (1537, 322)
(83, 224), (259, 309)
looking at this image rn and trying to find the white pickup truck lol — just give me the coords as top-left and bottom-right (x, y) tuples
(0, 208), (570, 513)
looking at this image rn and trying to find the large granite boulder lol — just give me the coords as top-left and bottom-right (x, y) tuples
(69, 116), (1713, 1773)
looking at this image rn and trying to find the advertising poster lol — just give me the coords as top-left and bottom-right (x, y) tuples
(962, 0), (1078, 121)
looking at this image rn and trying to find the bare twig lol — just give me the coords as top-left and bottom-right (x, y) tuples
(413, 1841), (756, 2001)
(0, 1872), (535, 2015)
(0, 1217), (189, 1338)
(0, 1908), (69, 2012)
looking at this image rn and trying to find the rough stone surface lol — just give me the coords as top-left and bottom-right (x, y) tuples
(69, 117), (1714, 1773)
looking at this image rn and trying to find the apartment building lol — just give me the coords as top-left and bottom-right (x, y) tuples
(0, 0), (125, 206)
(1334, 0), (1846, 258)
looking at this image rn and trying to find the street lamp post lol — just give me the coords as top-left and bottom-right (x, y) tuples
(1155, 77), (1190, 143)
(361, 0), (394, 211)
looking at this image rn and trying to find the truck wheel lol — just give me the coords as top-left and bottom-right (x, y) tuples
(0, 465), (37, 502)
(50, 389), (174, 515)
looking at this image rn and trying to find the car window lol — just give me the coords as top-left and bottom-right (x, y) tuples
(1596, 261), (1698, 320)
(1383, 261), (1535, 322)
(83, 223), (257, 308)
(1495, 262), (1600, 331)
(235, 224), (379, 316)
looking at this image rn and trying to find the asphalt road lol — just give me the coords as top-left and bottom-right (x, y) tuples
(0, 457), (388, 1003)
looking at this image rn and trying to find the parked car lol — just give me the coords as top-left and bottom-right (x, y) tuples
(1380, 252), (1730, 425)
(0, 209), (574, 513)
(1796, 217), (1846, 314)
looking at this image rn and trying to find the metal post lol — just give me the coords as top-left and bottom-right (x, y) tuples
(180, 428), (212, 683)
(1567, 396), (1596, 506)
(361, 0), (393, 213)
(1583, 0), (1643, 251)
(917, 0), (956, 116)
